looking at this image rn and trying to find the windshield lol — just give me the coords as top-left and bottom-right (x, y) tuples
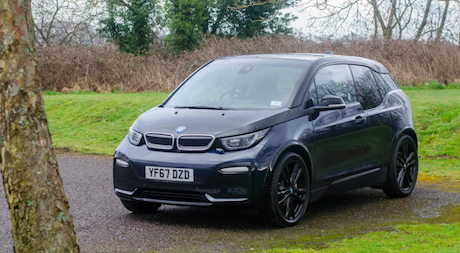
(164, 58), (310, 110)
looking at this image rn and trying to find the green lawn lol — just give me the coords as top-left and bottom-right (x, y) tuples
(405, 89), (460, 160)
(263, 223), (460, 253)
(44, 92), (168, 155)
(403, 89), (460, 180)
(44, 89), (460, 179)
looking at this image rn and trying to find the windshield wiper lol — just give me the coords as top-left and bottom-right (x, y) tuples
(174, 106), (225, 110)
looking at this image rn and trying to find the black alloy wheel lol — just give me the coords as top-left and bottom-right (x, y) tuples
(384, 134), (418, 197)
(267, 152), (310, 227)
(121, 200), (161, 214)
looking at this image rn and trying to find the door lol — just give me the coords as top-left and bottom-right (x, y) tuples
(350, 65), (393, 170)
(306, 64), (369, 189)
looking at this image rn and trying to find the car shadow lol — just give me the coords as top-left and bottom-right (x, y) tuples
(120, 187), (415, 231)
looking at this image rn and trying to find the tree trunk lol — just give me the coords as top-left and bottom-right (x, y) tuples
(370, 0), (393, 40)
(414, 0), (433, 42)
(373, 15), (378, 38)
(0, 0), (80, 252)
(385, 0), (397, 40)
(435, 0), (450, 43)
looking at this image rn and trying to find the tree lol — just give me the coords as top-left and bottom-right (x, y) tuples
(166, 0), (210, 53)
(299, 0), (459, 44)
(0, 0), (80, 252)
(298, 0), (376, 38)
(302, 0), (416, 40)
(100, 0), (157, 54)
(435, 0), (450, 42)
(414, 0), (433, 42)
(210, 0), (299, 38)
(32, 0), (102, 46)
(163, 0), (298, 52)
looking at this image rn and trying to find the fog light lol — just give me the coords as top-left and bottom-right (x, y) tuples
(116, 159), (129, 168)
(219, 166), (249, 174)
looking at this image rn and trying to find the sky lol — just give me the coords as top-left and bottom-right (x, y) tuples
(283, 0), (460, 44)
(281, 1), (372, 38)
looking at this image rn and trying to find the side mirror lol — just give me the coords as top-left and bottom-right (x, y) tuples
(316, 95), (346, 111)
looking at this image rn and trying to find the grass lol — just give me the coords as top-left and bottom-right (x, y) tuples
(43, 88), (460, 179)
(405, 89), (460, 159)
(44, 88), (460, 178)
(44, 92), (168, 155)
(263, 223), (460, 253)
(402, 89), (460, 180)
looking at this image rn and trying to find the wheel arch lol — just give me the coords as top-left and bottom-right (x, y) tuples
(386, 127), (418, 164)
(265, 141), (313, 191)
(394, 127), (418, 147)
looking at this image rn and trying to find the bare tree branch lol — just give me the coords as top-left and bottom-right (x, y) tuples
(414, 0), (433, 41)
(435, 0), (450, 42)
(230, 0), (281, 10)
(32, 0), (102, 46)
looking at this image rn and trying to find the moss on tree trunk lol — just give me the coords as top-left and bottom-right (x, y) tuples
(0, 0), (80, 252)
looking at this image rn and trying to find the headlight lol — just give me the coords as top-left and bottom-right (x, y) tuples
(128, 127), (143, 146)
(221, 128), (270, 151)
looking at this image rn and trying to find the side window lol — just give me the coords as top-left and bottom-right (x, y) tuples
(380, 73), (399, 90)
(373, 71), (391, 96)
(350, 65), (383, 110)
(305, 82), (318, 109)
(314, 65), (357, 104)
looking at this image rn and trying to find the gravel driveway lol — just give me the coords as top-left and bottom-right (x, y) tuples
(1, 154), (459, 253)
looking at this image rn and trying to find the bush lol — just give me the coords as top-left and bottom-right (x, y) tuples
(449, 83), (460, 89)
(425, 80), (447, 90)
(37, 36), (460, 92)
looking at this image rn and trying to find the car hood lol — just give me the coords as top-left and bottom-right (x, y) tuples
(132, 107), (290, 138)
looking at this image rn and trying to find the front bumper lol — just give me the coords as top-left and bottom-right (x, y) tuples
(113, 138), (276, 207)
(115, 188), (249, 207)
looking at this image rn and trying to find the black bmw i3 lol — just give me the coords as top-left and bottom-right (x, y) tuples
(114, 54), (418, 227)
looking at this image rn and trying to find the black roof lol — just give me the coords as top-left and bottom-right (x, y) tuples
(219, 53), (389, 74)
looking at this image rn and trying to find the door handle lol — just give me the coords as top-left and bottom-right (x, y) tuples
(355, 116), (367, 126)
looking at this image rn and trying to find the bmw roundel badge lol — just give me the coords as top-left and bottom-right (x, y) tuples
(176, 126), (187, 133)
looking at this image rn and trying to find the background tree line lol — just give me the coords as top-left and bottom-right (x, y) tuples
(32, 0), (460, 55)
(34, 0), (299, 54)
(298, 0), (460, 43)
(31, 0), (460, 91)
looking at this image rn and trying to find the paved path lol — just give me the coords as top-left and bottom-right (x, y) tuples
(1, 154), (459, 252)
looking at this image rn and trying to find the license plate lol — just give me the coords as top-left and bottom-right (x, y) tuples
(145, 166), (194, 182)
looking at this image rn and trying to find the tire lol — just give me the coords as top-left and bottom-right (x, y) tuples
(121, 200), (161, 214)
(266, 152), (310, 227)
(383, 134), (418, 198)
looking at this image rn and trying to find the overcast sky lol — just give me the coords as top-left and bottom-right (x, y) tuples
(283, 0), (460, 43)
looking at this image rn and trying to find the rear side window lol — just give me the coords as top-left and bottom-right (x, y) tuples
(373, 71), (392, 96)
(314, 65), (357, 104)
(350, 65), (383, 110)
(380, 73), (399, 90)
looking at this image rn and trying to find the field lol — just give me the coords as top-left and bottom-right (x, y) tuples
(44, 88), (460, 180)
(264, 223), (460, 253)
(44, 91), (168, 155)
